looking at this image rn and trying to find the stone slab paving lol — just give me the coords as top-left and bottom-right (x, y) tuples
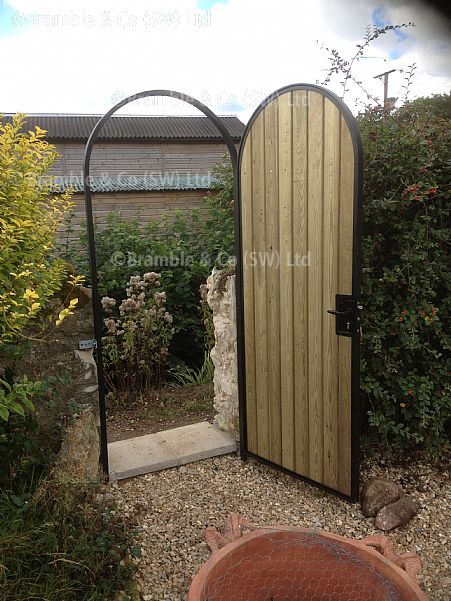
(108, 421), (236, 480)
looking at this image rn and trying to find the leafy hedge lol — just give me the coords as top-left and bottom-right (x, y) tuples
(62, 168), (234, 367)
(359, 94), (450, 452)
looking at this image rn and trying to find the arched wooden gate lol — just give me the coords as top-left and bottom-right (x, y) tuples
(235, 84), (362, 501)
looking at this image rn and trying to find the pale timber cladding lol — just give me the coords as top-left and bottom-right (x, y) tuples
(50, 143), (228, 235)
(240, 90), (355, 497)
(49, 142), (228, 177)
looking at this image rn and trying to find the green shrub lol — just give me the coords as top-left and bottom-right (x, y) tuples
(359, 94), (451, 452)
(0, 477), (136, 601)
(62, 159), (235, 366)
(0, 382), (136, 600)
(168, 352), (214, 387)
(0, 114), (81, 424)
(0, 115), (75, 347)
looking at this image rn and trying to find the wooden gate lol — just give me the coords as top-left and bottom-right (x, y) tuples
(236, 84), (362, 501)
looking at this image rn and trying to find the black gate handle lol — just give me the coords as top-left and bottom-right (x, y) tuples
(327, 308), (353, 316)
(327, 295), (362, 337)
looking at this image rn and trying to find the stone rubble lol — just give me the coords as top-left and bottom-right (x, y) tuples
(206, 270), (239, 440)
(361, 475), (420, 531)
(375, 496), (420, 532)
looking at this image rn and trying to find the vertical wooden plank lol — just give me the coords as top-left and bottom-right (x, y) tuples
(338, 115), (354, 496)
(241, 137), (258, 454)
(264, 99), (282, 465)
(278, 92), (295, 471)
(251, 113), (270, 460)
(322, 99), (340, 490)
(292, 90), (310, 476)
(307, 91), (324, 483)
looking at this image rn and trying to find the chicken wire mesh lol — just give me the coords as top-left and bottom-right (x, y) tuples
(198, 529), (411, 601)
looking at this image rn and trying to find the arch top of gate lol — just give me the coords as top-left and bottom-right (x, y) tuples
(239, 83), (362, 169)
(84, 89), (238, 180)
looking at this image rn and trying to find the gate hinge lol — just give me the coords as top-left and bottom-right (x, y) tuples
(78, 339), (98, 350)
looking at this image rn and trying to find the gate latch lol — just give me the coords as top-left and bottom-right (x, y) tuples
(327, 295), (362, 337)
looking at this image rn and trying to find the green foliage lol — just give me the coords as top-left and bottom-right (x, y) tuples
(168, 353), (214, 387)
(399, 93), (451, 119)
(62, 160), (235, 365)
(0, 115), (74, 347)
(0, 373), (136, 600)
(0, 478), (136, 601)
(0, 376), (43, 424)
(0, 370), (83, 488)
(203, 155), (235, 264)
(102, 273), (174, 392)
(359, 94), (451, 451)
(0, 115), (82, 427)
(0, 414), (43, 489)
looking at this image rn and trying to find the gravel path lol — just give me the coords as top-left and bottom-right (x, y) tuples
(110, 452), (450, 600)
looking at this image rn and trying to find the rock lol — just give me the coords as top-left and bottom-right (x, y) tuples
(375, 497), (419, 531)
(206, 268), (239, 441)
(361, 477), (404, 517)
(56, 409), (100, 483)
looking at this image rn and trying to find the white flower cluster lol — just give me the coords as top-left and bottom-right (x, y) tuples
(101, 273), (173, 336)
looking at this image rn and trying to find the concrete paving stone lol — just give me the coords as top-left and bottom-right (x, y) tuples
(158, 422), (236, 465)
(108, 431), (178, 480)
(108, 421), (236, 480)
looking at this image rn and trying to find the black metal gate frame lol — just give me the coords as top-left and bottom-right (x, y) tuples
(83, 90), (238, 475)
(234, 83), (363, 502)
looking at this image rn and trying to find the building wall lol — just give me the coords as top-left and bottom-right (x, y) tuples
(50, 142), (229, 179)
(61, 190), (210, 239)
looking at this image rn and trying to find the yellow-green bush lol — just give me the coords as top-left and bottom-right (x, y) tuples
(0, 115), (79, 424)
(0, 114), (73, 347)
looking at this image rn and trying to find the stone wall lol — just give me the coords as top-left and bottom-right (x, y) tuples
(21, 286), (99, 417)
(206, 268), (239, 441)
(13, 287), (101, 470)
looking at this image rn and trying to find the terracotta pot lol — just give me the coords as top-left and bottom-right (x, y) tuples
(187, 514), (428, 601)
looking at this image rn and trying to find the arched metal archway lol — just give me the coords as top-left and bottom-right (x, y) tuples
(83, 90), (239, 475)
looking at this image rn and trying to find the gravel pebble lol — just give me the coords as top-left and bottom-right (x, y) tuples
(109, 453), (450, 600)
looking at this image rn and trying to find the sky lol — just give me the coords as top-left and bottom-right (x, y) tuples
(0, 0), (450, 122)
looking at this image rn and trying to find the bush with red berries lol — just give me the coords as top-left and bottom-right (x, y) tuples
(359, 94), (450, 452)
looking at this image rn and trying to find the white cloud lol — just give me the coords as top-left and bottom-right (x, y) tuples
(0, 0), (449, 121)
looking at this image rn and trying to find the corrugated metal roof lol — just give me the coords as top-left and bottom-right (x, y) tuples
(2, 114), (244, 142)
(47, 175), (215, 193)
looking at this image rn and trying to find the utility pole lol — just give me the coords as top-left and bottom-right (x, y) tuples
(373, 69), (396, 108)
